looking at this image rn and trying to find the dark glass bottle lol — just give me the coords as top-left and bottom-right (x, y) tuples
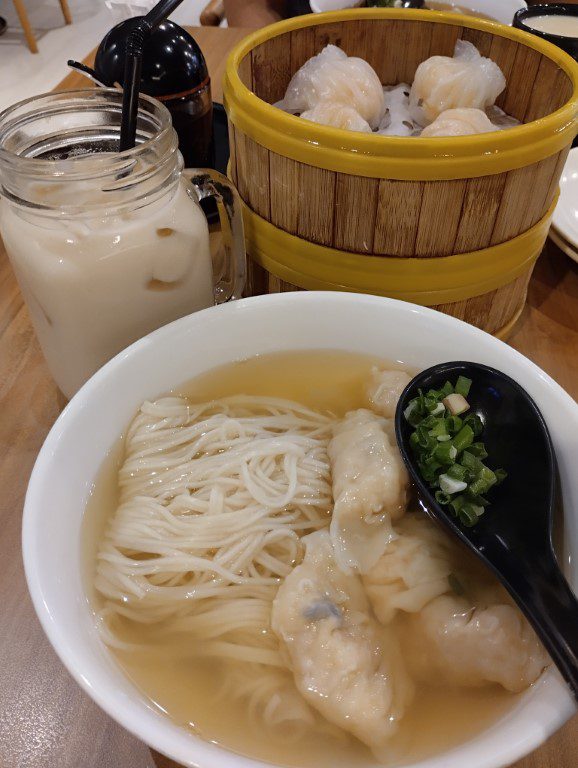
(94, 18), (212, 168)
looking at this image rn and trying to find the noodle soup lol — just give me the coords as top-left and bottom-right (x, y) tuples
(84, 351), (547, 767)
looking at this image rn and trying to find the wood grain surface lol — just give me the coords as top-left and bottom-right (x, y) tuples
(0, 24), (576, 768)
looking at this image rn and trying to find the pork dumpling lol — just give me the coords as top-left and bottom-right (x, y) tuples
(279, 44), (386, 129)
(401, 593), (549, 692)
(421, 108), (495, 137)
(409, 40), (506, 126)
(271, 530), (414, 754)
(300, 101), (372, 133)
(328, 409), (408, 574)
(363, 514), (458, 625)
(366, 368), (411, 419)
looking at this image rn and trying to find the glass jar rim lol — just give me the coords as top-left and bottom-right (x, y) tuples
(0, 88), (182, 217)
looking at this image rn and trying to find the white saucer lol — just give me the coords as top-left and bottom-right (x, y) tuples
(552, 147), (578, 257)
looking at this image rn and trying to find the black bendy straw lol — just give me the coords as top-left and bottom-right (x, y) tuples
(119, 0), (186, 152)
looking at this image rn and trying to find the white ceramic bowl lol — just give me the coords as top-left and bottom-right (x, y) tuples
(309, 1), (527, 26)
(23, 293), (577, 768)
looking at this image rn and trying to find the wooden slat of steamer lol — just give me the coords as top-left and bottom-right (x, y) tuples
(297, 164), (336, 246)
(525, 57), (574, 122)
(501, 44), (542, 121)
(360, 20), (398, 84)
(298, 167), (337, 247)
(398, 21), (436, 85)
(428, 21), (463, 57)
(314, 20), (345, 50)
(490, 36), (519, 110)
(374, 180), (424, 256)
(340, 18), (371, 60)
(414, 180), (468, 257)
(433, 269), (533, 335)
(543, 146), (571, 211)
(269, 153), (299, 234)
(234, 131), (271, 219)
(460, 27), (494, 57)
(491, 155), (558, 244)
(290, 27), (316, 74)
(453, 173), (507, 253)
(237, 53), (253, 91)
(251, 35), (292, 104)
(333, 175), (379, 253)
(520, 152), (565, 231)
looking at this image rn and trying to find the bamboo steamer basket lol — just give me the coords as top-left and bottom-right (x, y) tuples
(223, 9), (578, 337)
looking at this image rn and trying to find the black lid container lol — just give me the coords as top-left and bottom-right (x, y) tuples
(94, 18), (213, 169)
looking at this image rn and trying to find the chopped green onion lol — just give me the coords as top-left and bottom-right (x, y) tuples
(403, 375), (507, 527)
(455, 376), (472, 397)
(446, 463), (469, 482)
(495, 468), (508, 485)
(452, 425), (474, 453)
(468, 441), (488, 459)
(445, 415), (463, 434)
(461, 450), (482, 472)
(434, 442), (458, 465)
(439, 473), (468, 495)
(459, 502), (484, 527)
(435, 490), (451, 505)
(469, 465), (498, 496)
(439, 381), (454, 397)
(464, 413), (484, 437)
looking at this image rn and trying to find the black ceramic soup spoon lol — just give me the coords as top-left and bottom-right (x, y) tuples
(394, 361), (578, 699)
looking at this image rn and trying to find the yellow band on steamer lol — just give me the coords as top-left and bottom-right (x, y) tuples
(223, 9), (578, 181)
(242, 196), (556, 305)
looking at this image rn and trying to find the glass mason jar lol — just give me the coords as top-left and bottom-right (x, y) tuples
(0, 89), (245, 398)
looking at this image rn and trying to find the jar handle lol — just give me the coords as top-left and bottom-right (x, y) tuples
(183, 168), (246, 303)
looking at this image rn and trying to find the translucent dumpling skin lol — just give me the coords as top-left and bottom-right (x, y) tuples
(421, 107), (495, 137)
(363, 514), (458, 624)
(300, 102), (372, 133)
(401, 594), (549, 692)
(409, 40), (506, 126)
(366, 368), (411, 419)
(271, 530), (414, 754)
(328, 409), (408, 574)
(280, 44), (386, 129)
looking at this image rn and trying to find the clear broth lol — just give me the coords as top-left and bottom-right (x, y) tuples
(83, 350), (518, 768)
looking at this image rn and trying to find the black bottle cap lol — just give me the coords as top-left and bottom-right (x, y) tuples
(94, 18), (209, 99)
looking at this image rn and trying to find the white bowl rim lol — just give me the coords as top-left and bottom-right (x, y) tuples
(22, 291), (577, 768)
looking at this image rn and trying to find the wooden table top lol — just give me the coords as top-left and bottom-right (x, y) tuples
(0, 23), (576, 768)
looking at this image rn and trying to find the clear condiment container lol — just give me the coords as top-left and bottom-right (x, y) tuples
(0, 89), (245, 398)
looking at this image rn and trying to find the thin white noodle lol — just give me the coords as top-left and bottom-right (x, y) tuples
(96, 395), (335, 732)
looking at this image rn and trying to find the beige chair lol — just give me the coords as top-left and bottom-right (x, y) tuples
(12, 0), (72, 53)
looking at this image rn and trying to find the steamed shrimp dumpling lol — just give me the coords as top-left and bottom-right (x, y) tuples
(271, 530), (414, 754)
(421, 108), (495, 137)
(366, 368), (411, 419)
(329, 409), (408, 574)
(280, 44), (385, 129)
(363, 514), (458, 625)
(410, 40), (506, 126)
(401, 594), (549, 692)
(300, 101), (372, 133)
